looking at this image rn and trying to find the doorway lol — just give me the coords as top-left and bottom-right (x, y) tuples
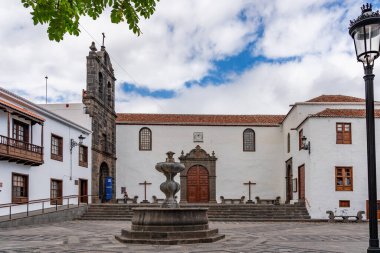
(99, 162), (109, 202)
(285, 158), (293, 204)
(298, 164), (305, 202)
(187, 165), (209, 203)
(79, 178), (88, 203)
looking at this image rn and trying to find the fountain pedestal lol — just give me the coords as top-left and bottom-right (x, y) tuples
(115, 152), (224, 244)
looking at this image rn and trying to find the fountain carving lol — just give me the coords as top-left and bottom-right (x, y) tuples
(115, 151), (224, 244)
(155, 151), (183, 208)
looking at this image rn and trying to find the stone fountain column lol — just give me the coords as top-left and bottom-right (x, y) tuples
(155, 151), (184, 208)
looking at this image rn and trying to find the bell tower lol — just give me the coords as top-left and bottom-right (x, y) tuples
(83, 41), (117, 202)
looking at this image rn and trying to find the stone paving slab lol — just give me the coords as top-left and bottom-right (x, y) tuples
(0, 220), (369, 252)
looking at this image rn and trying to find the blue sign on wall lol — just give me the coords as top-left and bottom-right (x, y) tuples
(105, 177), (113, 201)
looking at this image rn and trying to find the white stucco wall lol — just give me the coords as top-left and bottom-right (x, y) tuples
(300, 117), (380, 219)
(116, 124), (284, 203)
(39, 103), (92, 130)
(282, 102), (380, 219)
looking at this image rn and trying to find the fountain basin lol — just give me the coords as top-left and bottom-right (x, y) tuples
(132, 207), (208, 226)
(115, 207), (225, 244)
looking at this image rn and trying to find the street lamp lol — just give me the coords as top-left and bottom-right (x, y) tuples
(349, 3), (380, 252)
(69, 135), (86, 180)
(70, 134), (85, 152)
(301, 136), (311, 154)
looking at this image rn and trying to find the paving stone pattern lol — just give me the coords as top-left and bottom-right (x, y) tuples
(0, 221), (368, 253)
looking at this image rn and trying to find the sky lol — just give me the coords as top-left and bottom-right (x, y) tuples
(0, 0), (379, 115)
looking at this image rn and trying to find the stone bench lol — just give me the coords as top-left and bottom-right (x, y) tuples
(152, 195), (177, 204)
(255, 196), (280, 205)
(152, 195), (164, 204)
(326, 210), (365, 223)
(116, 196), (138, 204)
(220, 196), (245, 204)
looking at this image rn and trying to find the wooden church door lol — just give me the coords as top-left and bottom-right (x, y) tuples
(298, 165), (305, 201)
(187, 165), (209, 203)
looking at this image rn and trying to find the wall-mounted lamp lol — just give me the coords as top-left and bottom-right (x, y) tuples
(69, 135), (86, 180)
(301, 136), (311, 154)
(70, 135), (85, 153)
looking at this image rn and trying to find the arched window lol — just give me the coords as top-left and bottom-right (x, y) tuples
(287, 133), (290, 153)
(107, 82), (112, 106)
(139, 127), (152, 151)
(243, 128), (255, 151)
(98, 72), (103, 94)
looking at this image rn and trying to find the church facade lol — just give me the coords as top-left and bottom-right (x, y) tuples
(116, 97), (380, 219)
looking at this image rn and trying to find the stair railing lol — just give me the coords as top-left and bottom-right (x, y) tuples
(0, 194), (98, 222)
(305, 197), (311, 208)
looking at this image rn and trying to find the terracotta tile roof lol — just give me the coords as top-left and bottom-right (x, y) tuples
(0, 98), (45, 122)
(306, 95), (365, 103)
(313, 108), (380, 118)
(116, 113), (285, 126)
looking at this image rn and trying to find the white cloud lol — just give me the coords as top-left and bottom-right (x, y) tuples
(0, 0), (378, 116)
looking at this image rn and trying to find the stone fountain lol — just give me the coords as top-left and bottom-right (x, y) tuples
(115, 151), (224, 244)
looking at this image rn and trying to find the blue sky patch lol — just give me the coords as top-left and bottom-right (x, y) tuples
(121, 82), (176, 99)
(185, 42), (300, 89)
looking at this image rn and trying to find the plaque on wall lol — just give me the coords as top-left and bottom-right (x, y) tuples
(193, 132), (203, 142)
(292, 178), (298, 192)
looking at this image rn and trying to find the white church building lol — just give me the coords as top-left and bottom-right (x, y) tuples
(116, 95), (380, 219)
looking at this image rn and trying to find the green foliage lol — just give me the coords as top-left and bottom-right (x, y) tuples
(21, 0), (159, 42)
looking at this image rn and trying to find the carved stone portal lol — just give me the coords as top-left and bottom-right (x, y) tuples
(179, 145), (217, 203)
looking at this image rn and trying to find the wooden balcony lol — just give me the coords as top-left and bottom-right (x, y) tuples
(0, 135), (43, 166)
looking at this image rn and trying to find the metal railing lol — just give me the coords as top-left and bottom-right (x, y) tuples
(0, 135), (43, 154)
(0, 195), (97, 221)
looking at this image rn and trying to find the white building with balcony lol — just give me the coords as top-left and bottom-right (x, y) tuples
(0, 88), (92, 216)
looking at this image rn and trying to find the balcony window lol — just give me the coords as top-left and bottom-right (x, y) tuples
(12, 173), (28, 203)
(50, 179), (63, 205)
(336, 123), (352, 144)
(79, 145), (88, 167)
(51, 134), (63, 161)
(13, 119), (29, 143)
(336, 167), (353, 191)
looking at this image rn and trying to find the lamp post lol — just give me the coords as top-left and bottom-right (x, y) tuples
(301, 136), (311, 154)
(69, 135), (85, 180)
(349, 3), (380, 252)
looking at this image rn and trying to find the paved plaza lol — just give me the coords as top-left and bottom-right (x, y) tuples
(0, 220), (369, 252)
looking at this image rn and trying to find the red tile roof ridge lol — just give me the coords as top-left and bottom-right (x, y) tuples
(116, 113), (285, 125)
(117, 113), (285, 117)
(306, 94), (365, 103)
(312, 108), (380, 118)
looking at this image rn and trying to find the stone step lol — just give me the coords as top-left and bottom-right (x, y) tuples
(114, 233), (226, 245)
(79, 217), (131, 220)
(87, 207), (308, 211)
(80, 204), (311, 221)
(208, 218), (311, 222)
(121, 228), (219, 239)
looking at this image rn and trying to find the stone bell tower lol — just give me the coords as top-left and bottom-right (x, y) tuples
(83, 41), (117, 202)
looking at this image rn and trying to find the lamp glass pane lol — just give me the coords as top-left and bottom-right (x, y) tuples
(354, 24), (380, 65)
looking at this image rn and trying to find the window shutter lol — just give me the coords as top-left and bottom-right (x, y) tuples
(58, 137), (63, 156)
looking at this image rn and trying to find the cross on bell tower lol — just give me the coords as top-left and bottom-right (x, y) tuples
(101, 32), (106, 50)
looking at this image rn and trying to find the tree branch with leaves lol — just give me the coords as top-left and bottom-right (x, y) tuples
(22, 0), (160, 42)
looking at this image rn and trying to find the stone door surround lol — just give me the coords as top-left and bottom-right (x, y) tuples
(179, 145), (217, 203)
